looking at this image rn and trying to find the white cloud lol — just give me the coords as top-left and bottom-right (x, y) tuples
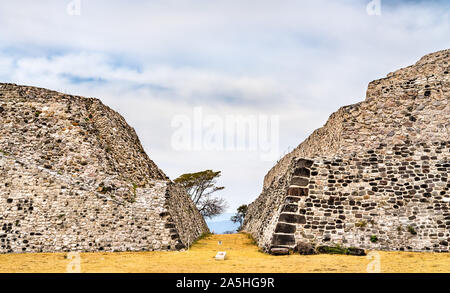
(7, 52), (286, 105)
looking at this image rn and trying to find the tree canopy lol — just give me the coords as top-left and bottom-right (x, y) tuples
(231, 204), (248, 231)
(175, 170), (227, 219)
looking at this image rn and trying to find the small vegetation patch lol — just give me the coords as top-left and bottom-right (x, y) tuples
(316, 245), (366, 256)
(370, 235), (378, 243)
(407, 226), (417, 235)
(355, 221), (367, 228)
(0, 149), (10, 156)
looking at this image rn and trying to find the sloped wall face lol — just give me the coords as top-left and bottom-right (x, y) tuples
(0, 83), (208, 253)
(0, 83), (166, 203)
(164, 183), (209, 247)
(263, 112), (345, 189)
(263, 49), (450, 190)
(0, 153), (180, 253)
(246, 142), (449, 253)
(243, 159), (312, 251)
(243, 174), (291, 251)
(245, 50), (449, 253)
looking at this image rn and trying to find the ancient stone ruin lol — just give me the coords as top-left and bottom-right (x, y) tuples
(244, 49), (449, 253)
(0, 83), (208, 253)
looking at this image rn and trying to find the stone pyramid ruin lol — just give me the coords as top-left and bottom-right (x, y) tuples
(244, 49), (449, 253)
(0, 83), (208, 253)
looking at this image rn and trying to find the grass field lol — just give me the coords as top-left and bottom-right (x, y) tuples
(0, 233), (449, 273)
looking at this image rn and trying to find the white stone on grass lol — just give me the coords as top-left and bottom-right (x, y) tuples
(215, 251), (226, 260)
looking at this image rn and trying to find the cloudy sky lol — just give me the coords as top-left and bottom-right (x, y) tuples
(0, 0), (449, 214)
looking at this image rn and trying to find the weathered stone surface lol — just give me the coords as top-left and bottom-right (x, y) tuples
(281, 204), (298, 213)
(275, 223), (296, 233)
(0, 83), (209, 253)
(271, 234), (295, 246)
(287, 187), (308, 196)
(278, 213), (306, 224)
(244, 49), (450, 253)
(295, 242), (316, 255)
(295, 159), (314, 169)
(347, 247), (366, 256)
(315, 246), (366, 256)
(270, 247), (290, 255)
(290, 177), (309, 187)
(293, 167), (310, 177)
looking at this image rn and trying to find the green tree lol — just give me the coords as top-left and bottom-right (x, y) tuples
(175, 170), (227, 219)
(231, 204), (248, 231)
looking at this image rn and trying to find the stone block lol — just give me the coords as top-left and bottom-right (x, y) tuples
(279, 213), (306, 224)
(290, 177), (309, 187)
(287, 187), (308, 196)
(275, 223), (296, 233)
(294, 167), (311, 177)
(271, 234), (295, 246)
(295, 242), (316, 255)
(270, 247), (290, 255)
(347, 247), (366, 256)
(282, 204), (298, 213)
(296, 159), (314, 169)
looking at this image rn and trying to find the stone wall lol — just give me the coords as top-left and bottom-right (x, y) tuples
(263, 49), (449, 190)
(244, 49), (449, 253)
(243, 173), (291, 252)
(0, 83), (208, 253)
(164, 183), (209, 246)
(263, 109), (346, 189)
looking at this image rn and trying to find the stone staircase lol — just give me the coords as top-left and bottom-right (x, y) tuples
(270, 159), (313, 253)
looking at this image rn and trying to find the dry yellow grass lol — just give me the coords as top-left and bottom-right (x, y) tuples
(0, 233), (449, 273)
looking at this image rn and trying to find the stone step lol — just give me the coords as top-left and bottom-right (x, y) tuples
(278, 213), (306, 224)
(270, 247), (290, 255)
(281, 204), (298, 213)
(295, 158), (314, 169)
(293, 167), (311, 177)
(275, 223), (296, 233)
(287, 187), (308, 196)
(290, 176), (309, 186)
(271, 233), (295, 246)
(284, 196), (302, 204)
